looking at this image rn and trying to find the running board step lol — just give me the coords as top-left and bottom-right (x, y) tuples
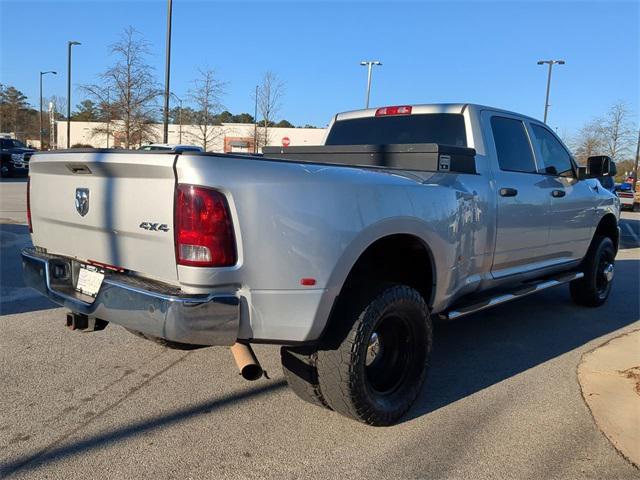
(441, 271), (584, 320)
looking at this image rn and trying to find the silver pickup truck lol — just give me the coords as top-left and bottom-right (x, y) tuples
(22, 103), (620, 426)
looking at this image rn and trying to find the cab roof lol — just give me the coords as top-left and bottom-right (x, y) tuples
(335, 103), (542, 124)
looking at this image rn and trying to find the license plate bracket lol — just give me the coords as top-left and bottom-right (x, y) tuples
(75, 264), (105, 297)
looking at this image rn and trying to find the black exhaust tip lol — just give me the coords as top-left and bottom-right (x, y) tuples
(240, 364), (264, 381)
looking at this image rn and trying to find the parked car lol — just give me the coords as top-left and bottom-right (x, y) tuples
(0, 138), (35, 177)
(615, 182), (639, 211)
(22, 103), (619, 425)
(138, 143), (204, 153)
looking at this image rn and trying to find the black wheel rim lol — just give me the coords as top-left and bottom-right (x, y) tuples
(595, 251), (614, 298)
(365, 315), (415, 395)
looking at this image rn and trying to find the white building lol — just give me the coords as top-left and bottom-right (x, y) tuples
(56, 121), (327, 153)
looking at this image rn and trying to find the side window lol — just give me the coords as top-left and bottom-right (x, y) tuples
(530, 124), (574, 176)
(490, 116), (537, 173)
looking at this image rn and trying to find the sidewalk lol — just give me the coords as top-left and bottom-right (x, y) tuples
(578, 329), (640, 468)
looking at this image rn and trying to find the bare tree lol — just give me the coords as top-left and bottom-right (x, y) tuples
(256, 71), (285, 147)
(572, 120), (605, 165)
(597, 101), (634, 162)
(188, 69), (226, 151)
(83, 27), (160, 148)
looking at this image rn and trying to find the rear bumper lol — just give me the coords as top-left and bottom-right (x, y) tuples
(21, 247), (239, 346)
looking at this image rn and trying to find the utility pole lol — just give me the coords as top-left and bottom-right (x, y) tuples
(360, 60), (382, 109)
(633, 128), (640, 192)
(106, 86), (110, 148)
(39, 70), (56, 150)
(48, 101), (55, 149)
(162, 0), (173, 143)
(170, 92), (183, 143)
(66, 41), (81, 148)
(254, 85), (258, 153)
(537, 59), (565, 123)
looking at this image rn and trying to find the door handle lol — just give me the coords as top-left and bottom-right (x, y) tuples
(499, 188), (518, 197)
(551, 189), (566, 198)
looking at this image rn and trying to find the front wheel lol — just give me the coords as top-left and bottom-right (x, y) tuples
(316, 284), (432, 426)
(570, 236), (615, 307)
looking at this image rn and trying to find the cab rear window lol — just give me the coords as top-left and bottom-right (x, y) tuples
(325, 113), (467, 146)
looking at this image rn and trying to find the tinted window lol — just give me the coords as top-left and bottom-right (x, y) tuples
(174, 147), (201, 152)
(530, 124), (573, 176)
(325, 113), (467, 146)
(490, 117), (537, 173)
(0, 139), (25, 149)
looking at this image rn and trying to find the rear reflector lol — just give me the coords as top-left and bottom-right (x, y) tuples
(175, 184), (237, 267)
(27, 177), (32, 233)
(375, 105), (412, 117)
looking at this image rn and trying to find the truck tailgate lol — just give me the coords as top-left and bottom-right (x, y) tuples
(29, 151), (179, 284)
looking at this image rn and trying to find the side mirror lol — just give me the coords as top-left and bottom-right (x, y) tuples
(587, 155), (614, 177)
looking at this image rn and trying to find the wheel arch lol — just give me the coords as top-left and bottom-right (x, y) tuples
(594, 212), (619, 252)
(309, 218), (443, 343)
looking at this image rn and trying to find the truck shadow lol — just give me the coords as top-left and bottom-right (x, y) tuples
(404, 256), (640, 422)
(0, 223), (56, 315)
(0, 380), (288, 477)
(619, 216), (640, 249)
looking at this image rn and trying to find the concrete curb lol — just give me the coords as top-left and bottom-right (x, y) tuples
(578, 329), (640, 469)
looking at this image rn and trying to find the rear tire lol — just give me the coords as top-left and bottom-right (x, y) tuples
(570, 236), (615, 307)
(281, 346), (331, 409)
(316, 284), (432, 426)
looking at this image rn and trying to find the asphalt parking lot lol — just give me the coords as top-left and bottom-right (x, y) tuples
(1, 178), (639, 479)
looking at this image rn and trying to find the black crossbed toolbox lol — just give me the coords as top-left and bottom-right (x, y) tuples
(262, 143), (477, 174)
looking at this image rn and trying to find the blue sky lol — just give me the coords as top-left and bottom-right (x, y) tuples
(1, 0), (638, 133)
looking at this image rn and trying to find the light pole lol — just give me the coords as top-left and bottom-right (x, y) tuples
(67, 40), (81, 148)
(162, 0), (173, 143)
(39, 70), (57, 150)
(360, 60), (382, 109)
(633, 128), (640, 193)
(170, 92), (183, 144)
(105, 86), (110, 148)
(537, 59), (565, 123)
(254, 84), (258, 153)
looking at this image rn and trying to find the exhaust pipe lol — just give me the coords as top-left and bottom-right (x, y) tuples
(230, 342), (264, 381)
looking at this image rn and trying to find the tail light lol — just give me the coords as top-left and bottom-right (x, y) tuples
(27, 176), (32, 233)
(175, 184), (237, 267)
(375, 105), (412, 117)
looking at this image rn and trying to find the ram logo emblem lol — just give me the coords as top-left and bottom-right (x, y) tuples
(75, 188), (90, 217)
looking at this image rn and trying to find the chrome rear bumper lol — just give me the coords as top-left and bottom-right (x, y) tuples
(21, 247), (239, 346)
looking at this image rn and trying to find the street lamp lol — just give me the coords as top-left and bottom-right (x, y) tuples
(254, 84), (258, 153)
(162, 0), (173, 143)
(537, 59), (565, 123)
(67, 40), (81, 148)
(360, 60), (382, 109)
(39, 70), (57, 150)
(105, 86), (111, 148)
(170, 92), (183, 143)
